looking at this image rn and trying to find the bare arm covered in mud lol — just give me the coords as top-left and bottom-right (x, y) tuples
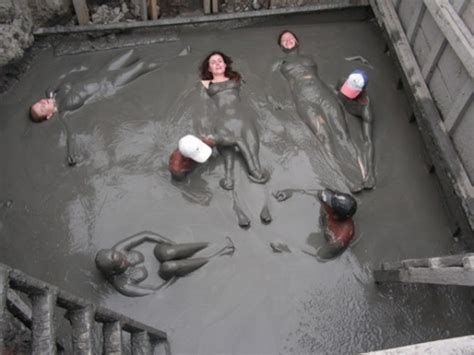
(113, 231), (175, 251)
(265, 60), (293, 111)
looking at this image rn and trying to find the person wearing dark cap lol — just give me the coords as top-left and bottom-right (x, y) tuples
(272, 188), (357, 260)
(336, 70), (375, 189)
(168, 134), (215, 181)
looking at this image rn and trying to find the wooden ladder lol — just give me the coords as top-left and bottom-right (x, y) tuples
(0, 263), (170, 354)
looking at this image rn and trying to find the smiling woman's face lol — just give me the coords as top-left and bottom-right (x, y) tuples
(208, 54), (226, 77)
(280, 32), (297, 50)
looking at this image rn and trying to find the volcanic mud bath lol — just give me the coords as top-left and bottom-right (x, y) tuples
(1, 14), (473, 354)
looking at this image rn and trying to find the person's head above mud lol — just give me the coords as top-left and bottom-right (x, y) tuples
(278, 30), (299, 52)
(30, 98), (58, 122)
(200, 51), (241, 82)
(95, 249), (129, 276)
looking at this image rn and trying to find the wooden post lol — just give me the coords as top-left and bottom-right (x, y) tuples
(149, 0), (159, 20)
(141, 0), (148, 21)
(212, 0), (219, 13)
(203, 0), (211, 14)
(72, 0), (90, 25)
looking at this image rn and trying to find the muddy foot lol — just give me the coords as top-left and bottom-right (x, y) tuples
(248, 169), (270, 184)
(363, 175), (376, 190)
(260, 204), (272, 225)
(219, 177), (234, 190)
(273, 189), (293, 202)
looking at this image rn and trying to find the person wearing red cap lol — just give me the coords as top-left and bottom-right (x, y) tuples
(336, 70), (375, 189)
(168, 134), (216, 181)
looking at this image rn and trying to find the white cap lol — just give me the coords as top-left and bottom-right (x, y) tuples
(178, 135), (212, 163)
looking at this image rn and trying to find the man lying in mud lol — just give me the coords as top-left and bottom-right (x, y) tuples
(29, 49), (157, 166)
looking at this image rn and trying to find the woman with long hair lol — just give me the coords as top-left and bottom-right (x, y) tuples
(199, 51), (269, 190)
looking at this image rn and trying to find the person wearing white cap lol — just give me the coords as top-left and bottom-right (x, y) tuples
(269, 30), (365, 193)
(169, 134), (215, 181)
(336, 69), (375, 189)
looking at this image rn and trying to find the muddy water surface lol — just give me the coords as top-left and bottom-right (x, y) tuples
(1, 16), (473, 353)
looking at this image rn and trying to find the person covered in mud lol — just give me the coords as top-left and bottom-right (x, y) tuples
(272, 188), (357, 259)
(335, 69), (375, 188)
(169, 134), (216, 181)
(267, 30), (367, 192)
(95, 231), (176, 297)
(29, 49), (157, 166)
(95, 231), (235, 297)
(199, 51), (269, 190)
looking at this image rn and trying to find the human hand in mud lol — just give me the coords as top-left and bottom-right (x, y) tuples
(273, 189), (293, 202)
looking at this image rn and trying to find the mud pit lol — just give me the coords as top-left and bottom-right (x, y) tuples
(1, 13), (473, 353)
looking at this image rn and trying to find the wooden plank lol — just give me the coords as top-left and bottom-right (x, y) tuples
(31, 290), (58, 355)
(423, 0), (474, 79)
(428, 253), (474, 267)
(463, 256), (474, 269)
(141, 0), (148, 21)
(406, 2), (426, 45)
(361, 335), (474, 354)
(369, 0), (474, 234)
(72, 0), (90, 25)
(444, 79), (474, 133)
(203, 0), (211, 14)
(212, 0), (219, 13)
(400, 267), (474, 286)
(421, 0), (467, 81)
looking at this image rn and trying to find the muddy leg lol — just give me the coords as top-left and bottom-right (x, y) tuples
(361, 107), (375, 189)
(112, 61), (158, 88)
(219, 147), (235, 190)
(105, 49), (136, 71)
(236, 139), (268, 184)
(232, 190), (251, 228)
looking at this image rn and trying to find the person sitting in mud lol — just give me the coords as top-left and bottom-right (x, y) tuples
(268, 30), (367, 192)
(95, 231), (235, 297)
(336, 69), (375, 189)
(95, 231), (176, 297)
(199, 51), (269, 190)
(169, 134), (215, 181)
(29, 49), (157, 166)
(273, 188), (357, 260)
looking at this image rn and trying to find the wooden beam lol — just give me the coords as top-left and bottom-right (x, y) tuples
(203, 0), (211, 14)
(141, 0), (148, 21)
(444, 79), (473, 133)
(421, 0), (467, 82)
(370, 0), (474, 233)
(362, 336), (474, 354)
(406, 2), (426, 45)
(424, 0), (474, 79)
(72, 0), (90, 25)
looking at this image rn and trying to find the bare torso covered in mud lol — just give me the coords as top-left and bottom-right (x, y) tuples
(277, 50), (364, 192)
(205, 79), (268, 189)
